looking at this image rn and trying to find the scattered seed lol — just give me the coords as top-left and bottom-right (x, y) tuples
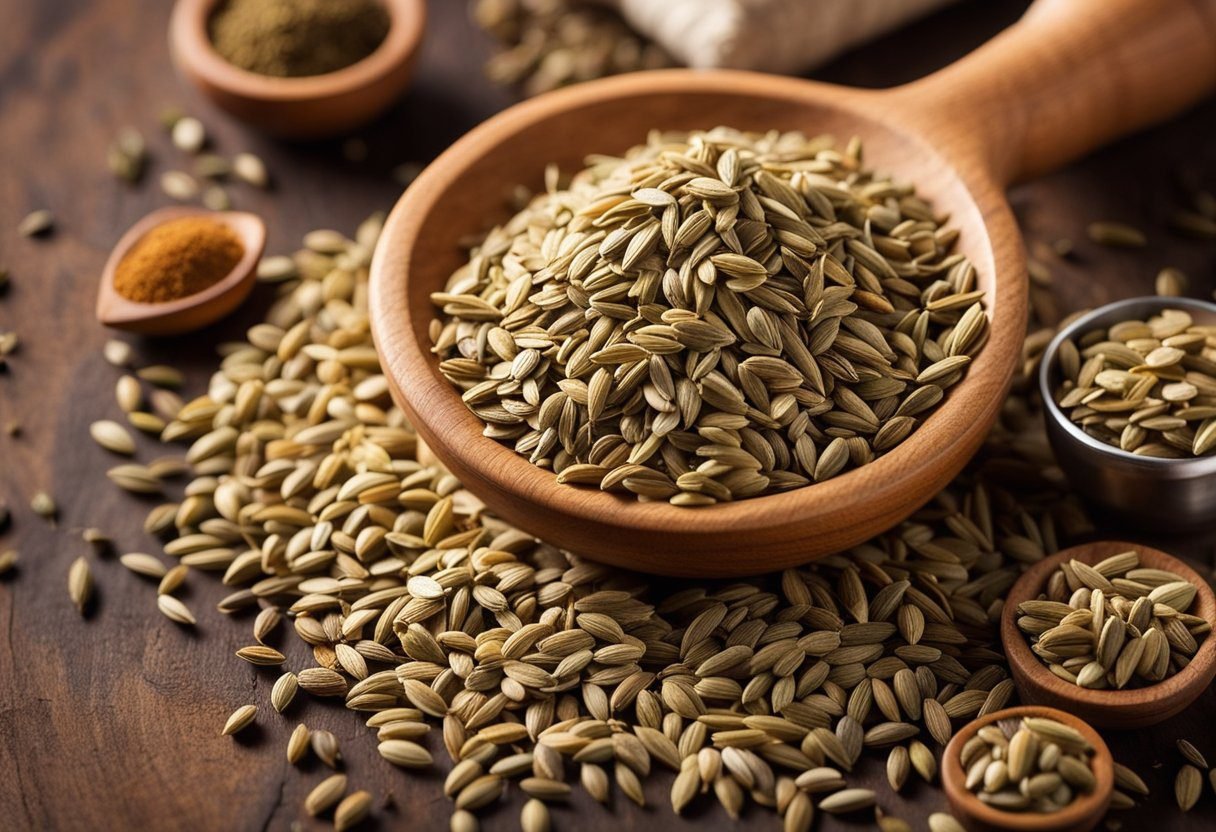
(333, 790), (371, 831)
(304, 773), (347, 816)
(287, 724), (311, 764)
(233, 153), (269, 188)
(157, 594), (196, 625)
(172, 117), (206, 153)
(1087, 221), (1146, 247)
(1177, 764), (1202, 811)
(161, 171), (199, 201)
(222, 704), (257, 736)
(68, 556), (92, 614)
(90, 420), (136, 455)
(18, 209), (54, 237)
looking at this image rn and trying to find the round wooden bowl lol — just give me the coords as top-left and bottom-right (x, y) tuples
(943, 705), (1114, 832)
(1000, 540), (1216, 728)
(367, 0), (1216, 576)
(169, 0), (425, 139)
(96, 206), (266, 335)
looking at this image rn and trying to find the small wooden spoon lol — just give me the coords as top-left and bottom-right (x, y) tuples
(370, 0), (1216, 576)
(1000, 540), (1216, 728)
(943, 705), (1114, 832)
(96, 206), (266, 336)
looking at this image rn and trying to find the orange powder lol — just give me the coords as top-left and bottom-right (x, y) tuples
(114, 217), (244, 304)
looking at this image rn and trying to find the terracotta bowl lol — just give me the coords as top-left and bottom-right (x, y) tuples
(1000, 540), (1216, 728)
(96, 206), (266, 335)
(168, 0), (426, 139)
(943, 705), (1114, 832)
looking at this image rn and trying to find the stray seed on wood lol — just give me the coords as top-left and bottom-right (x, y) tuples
(202, 185), (230, 211)
(1176, 764), (1202, 811)
(817, 788), (876, 814)
(928, 814), (966, 832)
(82, 527), (110, 547)
(304, 773), (347, 816)
(235, 645), (285, 665)
(161, 170), (200, 201)
(233, 153), (269, 188)
(18, 209), (54, 237)
(521, 798), (550, 832)
(379, 739), (433, 768)
(312, 729), (342, 769)
(90, 420), (136, 455)
(68, 556), (92, 614)
(157, 594), (196, 625)
(333, 790), (372, 831)
(120, 552), (169, 578)
(222, 704), (257, 736)
(31, 491), (57, 522)
(103, 339), (133, 367)
(1177, 739), (1209, 769)
(272, 672), (298, 712)
(171, 117), (206, 153)
(1087, 221), (1146, 247)
(0, 549), (17, 575)
(287, 723), (311, 763)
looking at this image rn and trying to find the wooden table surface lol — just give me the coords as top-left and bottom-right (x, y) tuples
(2, 1), (1215, 830)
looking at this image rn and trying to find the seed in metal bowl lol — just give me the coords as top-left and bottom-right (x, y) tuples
(1051, 308), (1216, 457)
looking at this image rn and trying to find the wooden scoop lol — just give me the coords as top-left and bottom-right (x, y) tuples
(97, 206), (266, 336)
(370, 0), (1216, 577)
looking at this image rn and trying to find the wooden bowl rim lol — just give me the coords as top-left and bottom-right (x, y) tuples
(368, 69), (1026, 570)
(942, 705), (1114, 831)
(96, 206), (266, 330)
(1000, 540), (1216, 718)
(169, 0), (426, 102)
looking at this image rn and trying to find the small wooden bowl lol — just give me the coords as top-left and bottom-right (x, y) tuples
(943, 705), (1114, 832)
(1000, 540), (1216, 728)
(169, 0), (425, 138)
(96, 206), (266, 336)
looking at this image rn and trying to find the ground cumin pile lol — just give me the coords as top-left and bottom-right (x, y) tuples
(114, 217), (244, 304)
(208, 0), (391, 78)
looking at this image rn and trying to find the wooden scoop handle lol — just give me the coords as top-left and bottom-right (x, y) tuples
(898, 0), (1216, 185)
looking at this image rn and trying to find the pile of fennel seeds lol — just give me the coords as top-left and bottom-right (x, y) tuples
(431, 127), (988, 506)
(87, 216), (1165, 832)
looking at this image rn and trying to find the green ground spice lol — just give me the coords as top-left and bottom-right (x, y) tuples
(208, 0), (391, 78)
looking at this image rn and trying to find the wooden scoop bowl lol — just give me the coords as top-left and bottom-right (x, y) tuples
(943, 705), (1114, 832)
(97, 206), (266, 336)
(1000, 540), (1216, 728)
(370, 0), (1216, 576)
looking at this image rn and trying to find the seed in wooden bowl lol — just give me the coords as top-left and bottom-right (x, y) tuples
(1051, 307), (1216, 457)
(1014, 548), (1206, 688)
(431, 127), (986, 506)
(964, 716), (1094, 813)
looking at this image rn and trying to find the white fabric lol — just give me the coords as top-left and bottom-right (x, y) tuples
(602, 0), (960, 73)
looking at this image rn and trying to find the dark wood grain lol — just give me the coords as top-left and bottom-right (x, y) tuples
(0, 1), (1214, 830)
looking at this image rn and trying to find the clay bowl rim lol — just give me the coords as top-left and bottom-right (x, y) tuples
(368, 69), (1027, 574)
(96, 206), (266, 331)
(999, 540), (1216, 725)
(942, 704), (1114, 832)
(1038, 295), (1216, 474)
(168, 0), (426, 103)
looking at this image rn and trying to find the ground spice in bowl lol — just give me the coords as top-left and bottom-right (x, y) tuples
(113, 217), (244, 304)
(207, 0), (392, 78)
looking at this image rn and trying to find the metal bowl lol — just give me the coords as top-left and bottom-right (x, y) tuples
(1039, 296), (1216, 528)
